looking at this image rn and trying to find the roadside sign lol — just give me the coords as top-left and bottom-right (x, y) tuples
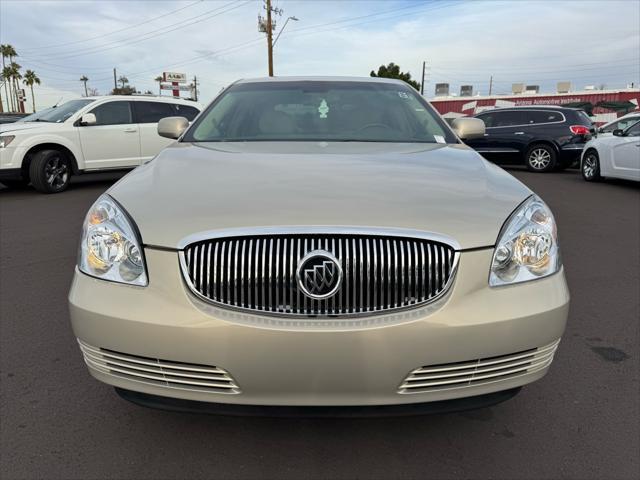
(163, 72), (187, 83)
(17, 89), (26, 100)
(160, 84), (192, 91)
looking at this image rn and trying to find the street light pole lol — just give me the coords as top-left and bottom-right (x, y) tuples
(272, 16), (299, 47)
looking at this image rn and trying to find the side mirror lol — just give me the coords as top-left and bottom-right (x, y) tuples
(612, 129), (625, 137)
(158, 116), (189, 139)
(452, 117), (485, 140)
(79, 113), (96, 126)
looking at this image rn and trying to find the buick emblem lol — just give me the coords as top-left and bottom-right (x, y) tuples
(296, 250), (343, 299)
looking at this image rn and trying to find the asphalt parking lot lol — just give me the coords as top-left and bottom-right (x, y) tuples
(1, 168), (638, 480)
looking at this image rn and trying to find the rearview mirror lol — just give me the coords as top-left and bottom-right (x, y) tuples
(79, 113), (96, 126)
(451, 117), (485, 140)
(612, 129), (625, 137)
(158, 116), (189, 139)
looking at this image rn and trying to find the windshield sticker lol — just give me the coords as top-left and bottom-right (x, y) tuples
(318, 99), (329, 118)
(434, 135), (446, 144)
(398, 91), (410, 99)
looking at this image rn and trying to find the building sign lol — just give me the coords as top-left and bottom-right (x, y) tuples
(160, 84), (192, 91)
(163, 72), (187, 83)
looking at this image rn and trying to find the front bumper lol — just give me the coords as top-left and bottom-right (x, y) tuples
(69, 248), (569, 407)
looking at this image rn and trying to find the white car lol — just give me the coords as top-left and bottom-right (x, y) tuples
(0, 96), (202, 193)
(597, 112), (640, 136)
(581, 119), (640, 182)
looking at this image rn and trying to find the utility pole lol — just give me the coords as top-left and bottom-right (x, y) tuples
(258, 0), (282, 77)
(421, 61), (426, 95)
(113, 68), (117, 91)
(488, 75), (493, 96)
(192, 75), (198, 101)
(266, 0), (274, 77)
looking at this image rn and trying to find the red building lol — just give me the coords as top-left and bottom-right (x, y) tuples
(429, 89), (640, 125)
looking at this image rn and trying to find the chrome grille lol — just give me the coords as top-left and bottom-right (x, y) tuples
(180, 231), (457, 317)
(78, 340), (240, 394)
(398, 340), (560, 394)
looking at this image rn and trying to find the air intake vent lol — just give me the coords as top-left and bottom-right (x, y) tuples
(181, 230), (458, 317)
(398, 340), (560, 394)
(78, 340), (240, 394)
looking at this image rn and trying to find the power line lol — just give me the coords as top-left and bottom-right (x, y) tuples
(119, 1), (459, 82)
(20, 0), (204, 52)
(26, 1), (251, 61)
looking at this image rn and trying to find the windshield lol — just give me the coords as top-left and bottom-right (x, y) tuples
(184, 81), (456, 144)
(35, 99), (94, 123)
(19, 107), (55, 122)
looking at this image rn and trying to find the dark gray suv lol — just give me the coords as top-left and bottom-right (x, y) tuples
(466, 106), (594, 172)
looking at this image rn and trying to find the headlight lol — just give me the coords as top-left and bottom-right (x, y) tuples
(490, 195), (561, 287)
(0, 135), (15, 148)
(78, 194), (148, 286)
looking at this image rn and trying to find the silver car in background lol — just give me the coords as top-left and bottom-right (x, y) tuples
(69, 77), (569, 414)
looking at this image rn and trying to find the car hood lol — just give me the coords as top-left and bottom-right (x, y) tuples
(0, 122), (60, 133)
(108, 142), (532, 250)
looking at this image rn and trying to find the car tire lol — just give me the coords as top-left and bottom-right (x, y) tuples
(582, 150), (601, 182)
(29, 150), (72, 194)
(525, 144), (556, 172)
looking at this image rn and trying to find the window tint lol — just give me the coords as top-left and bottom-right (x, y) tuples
(90, 101), (132, 126)
(608, 117), (640, 132)
(476, 112), (495, 127)
(601, 120), (620, 133)
(526, 111), (564, 124)
(490, 111), (527, 128)
(134, 101), (176, 123)
(626, 121), (640, 136)
(37, 99), (94, 123)
(173, 104), (200, 121)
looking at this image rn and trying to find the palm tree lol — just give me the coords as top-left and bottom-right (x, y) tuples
(4, 45), (18, 111)
(80, 75), (89, 97)
(154, 75), (163, 95)
(0, 67), (12, 112)
(0, 45), (14, 111)
(23, 70), (40, 113)
(118, 75), (128, 88)
(9, 62), (22, 112)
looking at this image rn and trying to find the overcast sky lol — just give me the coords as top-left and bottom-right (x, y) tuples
(1, 0), (639, 109)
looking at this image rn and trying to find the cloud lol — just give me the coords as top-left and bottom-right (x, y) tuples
(1, 0), (638, 108)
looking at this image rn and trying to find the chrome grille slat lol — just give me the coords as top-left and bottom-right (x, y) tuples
(399, 340), (560, 394)
(78, 340), (240, 394)
(182, 233), (457, 317)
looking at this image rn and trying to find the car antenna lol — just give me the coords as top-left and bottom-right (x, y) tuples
(52, 97), (63, 107)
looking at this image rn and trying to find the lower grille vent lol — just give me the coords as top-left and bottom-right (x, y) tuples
(78, 340), (240, 394)
(398, 340), (560, 394)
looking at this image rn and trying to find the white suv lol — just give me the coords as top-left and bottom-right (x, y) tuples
(0, 96), (202, 193)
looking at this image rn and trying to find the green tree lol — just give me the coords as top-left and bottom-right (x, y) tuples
(9, 62), (22, 110)
(1, 45), (18, 111)
(370, 62), (421, 91)
(1, 66), (12, 111)
(23, 69), (40, 113)
(111, 85), (137, 95)
(80, 75), (89, 97)
(118, 75), (129, 88)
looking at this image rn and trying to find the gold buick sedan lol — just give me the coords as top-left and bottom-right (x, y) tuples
(69, 77), (569, 415)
